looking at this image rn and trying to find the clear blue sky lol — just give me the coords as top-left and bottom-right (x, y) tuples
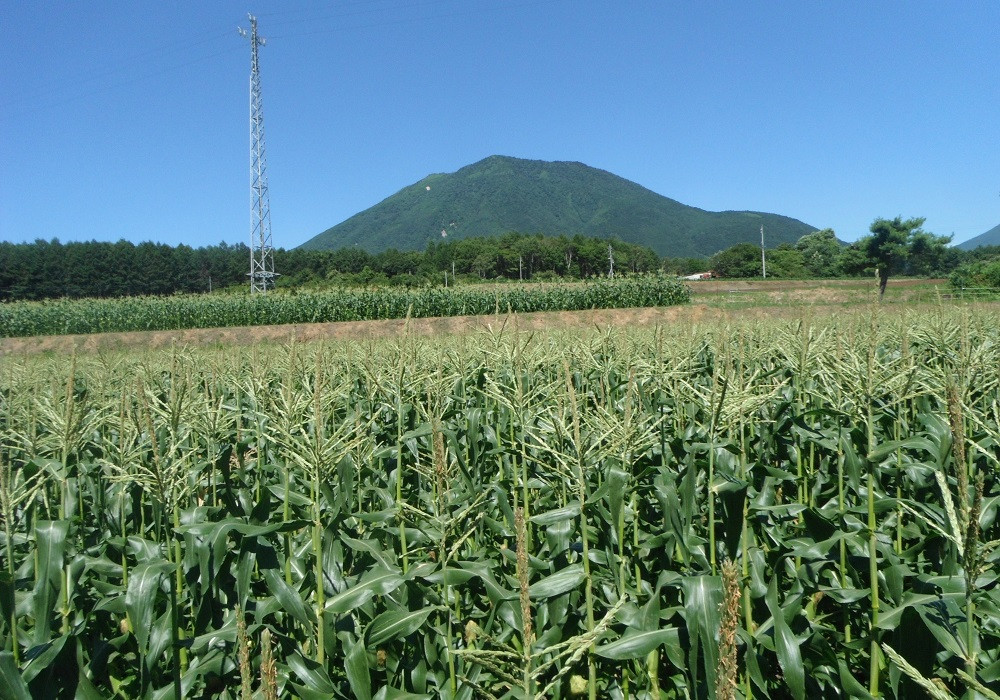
(2, 1), (998, 250)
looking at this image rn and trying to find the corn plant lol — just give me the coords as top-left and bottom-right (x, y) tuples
(0, 276), (691, 338)
(0, 307), (997, 698)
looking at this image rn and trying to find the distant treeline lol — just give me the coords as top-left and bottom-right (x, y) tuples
(709, 229), (1000, 283)
(2, 231), (998, 302)
(0, 234), (666, 301)
(0, 240), (248, 301)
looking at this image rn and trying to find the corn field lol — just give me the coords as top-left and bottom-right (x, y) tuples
(0, 308), (998, 699)
(0, 277), (690, 338)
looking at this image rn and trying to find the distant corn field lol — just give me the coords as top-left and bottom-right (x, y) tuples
(0, 276), (690, 338)
(0, 308), (997, 699)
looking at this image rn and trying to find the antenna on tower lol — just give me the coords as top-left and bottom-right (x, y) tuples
(240, 13), (278, 294)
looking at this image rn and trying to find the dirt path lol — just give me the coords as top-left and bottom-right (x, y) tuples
(0, 304), (818, 356)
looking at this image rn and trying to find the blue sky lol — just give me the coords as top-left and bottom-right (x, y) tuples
(2, 1), (998, 250)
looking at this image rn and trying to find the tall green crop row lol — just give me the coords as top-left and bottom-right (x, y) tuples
(0, 276), (690, 338)
(0, 308), (998, 698)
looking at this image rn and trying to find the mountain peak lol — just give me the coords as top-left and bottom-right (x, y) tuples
(298, 157), (816, 256)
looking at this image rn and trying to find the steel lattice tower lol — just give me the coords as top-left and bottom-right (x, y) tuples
(239, 14), (277, 293)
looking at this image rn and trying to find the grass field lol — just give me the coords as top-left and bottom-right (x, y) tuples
(0, 283), (998, 699)
(686, 278), (952, 308)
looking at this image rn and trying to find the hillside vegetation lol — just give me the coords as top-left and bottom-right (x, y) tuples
(300, 156), (816, 257)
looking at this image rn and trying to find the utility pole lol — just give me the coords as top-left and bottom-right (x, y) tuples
(239, 14), (277, 294)
(608, 244), (615, 278)
(760, 223), (767, 279)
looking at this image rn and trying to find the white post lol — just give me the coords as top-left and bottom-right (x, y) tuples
(760, 224), (767, 279)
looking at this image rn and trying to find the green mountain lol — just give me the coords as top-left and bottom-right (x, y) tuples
(299, 155), (817, 257)
(956, 223), (1000, 251)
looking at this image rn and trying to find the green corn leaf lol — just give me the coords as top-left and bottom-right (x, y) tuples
(682, 575), (721, 695)
(74, 635), (107, 700)
(287, 652), (335, 697)
(0, 652), (30, 700)
(187, 615), (238, 655)
(876, 591), (963, 630)
(263, 569), (316, 632)
(175, 517), (308, 539)
(605, 468), (629, 529)
(456, 560), (516, 603)
(765, 575), (805, 700)
(372, 686), (433, 700)
(787, 531), (851, 559)
(638, 585), (661, 631)
(365, 606), (439, 647)
(528, 564), (585, 599)
(528, 503), (581, 526)
(32, 520), (70, 647)
(326, 567), (406, 615)
(419, 567), (477, 586)
(595, 628), (680, 660)
(342, 536), (398, 570)
(126, 536), (163, 565)
(345, 638), (372, 700)
(20, 633), (69, 684)
(837, 659), (875, 700)
(124, 560), (172, 658)
(868, 438), (937, 461)
(818, 585), (871, 604)
(915, 601), (968, 658)
(146, 608), (174, 672)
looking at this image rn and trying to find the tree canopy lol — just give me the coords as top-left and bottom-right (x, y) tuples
(859, 217), (950, 299)
(795, 229), (841, 277)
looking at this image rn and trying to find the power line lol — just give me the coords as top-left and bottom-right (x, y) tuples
(2, 1), (569, 120)
(260, 0), (464, 27)
(1, 44), (241, 123)
(3, 27), (235, 113)
(265, 0), (570, 40)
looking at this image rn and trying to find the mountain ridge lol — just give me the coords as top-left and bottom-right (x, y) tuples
(299, 155), (818, 257)
(956, 223), (1000, 251)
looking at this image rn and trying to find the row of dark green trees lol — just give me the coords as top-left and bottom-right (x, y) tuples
(0, 234), (660, 301)
(1, 224), (997, 302)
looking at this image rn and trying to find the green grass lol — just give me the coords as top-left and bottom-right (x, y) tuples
(689, 278), (958, 309)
